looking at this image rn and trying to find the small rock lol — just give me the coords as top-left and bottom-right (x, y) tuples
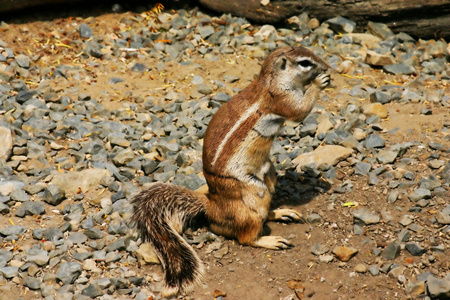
(376, 150), (398, 164)
(368, 265), (379, 276)
(15, 54), (31, 68)
(254, 25), (277, 40)
(405, 281), (426, 296)
(408, 188), (431, 202)
(50, 168), (111, 194)
(388, 266), (405, 278)
(383, 64), (416, 75)
(26, 250), (49, 266)
(365, 50), (396, 66)
(428, 159), (445, 169)
(23, 276), (41, 290)
(362, 102), (388, 118)
(367, 21), (395, 39)
(364, 134), (385, 148)
(56, 262), (82, 284)
(354, 162), (371, 175)
(0, 225), (26, 237)
(354, 263), (367, 273)
(405, 242), (427, 256)
(84, 228), (105, 239)
(311, 243), (330, 256)
(43, 184), (65, 206)
(319, 254), (334, 263)
(326, 16), (356, 33)
(0, 266), (19, 279)
(399, 215), (414, 226)
(293, 145), (353, 171)
(79, 23), (94, 38)
(426, 276), (450, 299)
(113, 148), (135, 166)
(135, 243), (160, 264)
(15, 201), (46, 217)
(67, 232), (88, 245)
(381, 242), (401, 260)
(0, 127), (12, 161)
(223, 75), (240, 83)
(332, 246), (358, 262)
(387, 190), (399, 204)
(420, 107), (433, 115)
(306, 213), (322, 224)
(397, 228), (411, 242)
(82, 282), (104, 298)
(352, 208), (380, 225)
(213, 245), (229, 259)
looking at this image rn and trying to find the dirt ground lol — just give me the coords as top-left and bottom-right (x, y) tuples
(0, 5), (449, 300)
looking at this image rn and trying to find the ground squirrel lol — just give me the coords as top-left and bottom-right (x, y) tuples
(132, 46), (331, 297)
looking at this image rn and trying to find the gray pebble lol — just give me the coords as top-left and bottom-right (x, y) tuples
(420, 107), (432, 115)
(32, 228), (43, 240)
(105, 237), (129, 252)
(426, 276), (450, 299)
(15, 201), (46, 217)
(43, 227), (64, 242)
(56, 262), (82, 284)
(307, 213), (322, 224)
(352, 209), (380, 225)
(0, 225), (26, 237)
(370, 91), (391, 104)
(105, 252), (121, 263)
(82, 282), (104, 298)
(15, 54), (31, 68)
(408, 188), (431, 202)
(23, 276), (42, 290)
(381, 242), (401, 260)
(84, 228), (105, 240)
(397, 228), (411, 242)
(405, 242), (427, 256)
(368, 265), (380, 276)
(355, 161), (371, 175)
(67, 232), (88, 245)
(326, 16), (356, 34)
(0, 266), (19, 278)
(26, 249), (49, 266)
(364, 134), (385, 148)
(79, 23), (94, 38)
(387, 190), (399, 204)
(383, 64), (416, 75)
(43, 184), (65, 206)
(376, 150), (398, 164)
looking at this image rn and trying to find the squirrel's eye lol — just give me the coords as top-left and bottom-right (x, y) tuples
(298, 60), (313, 68)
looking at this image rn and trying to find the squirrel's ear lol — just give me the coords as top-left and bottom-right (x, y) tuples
(275, 57), (287, 71)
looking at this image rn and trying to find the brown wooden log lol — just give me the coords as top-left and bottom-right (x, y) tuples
(199, 0), (450, 40)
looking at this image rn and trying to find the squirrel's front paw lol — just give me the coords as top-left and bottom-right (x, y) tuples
(316, 73), (331, 89)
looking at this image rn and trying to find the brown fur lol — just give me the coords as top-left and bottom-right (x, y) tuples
(132, 46), (331, 297)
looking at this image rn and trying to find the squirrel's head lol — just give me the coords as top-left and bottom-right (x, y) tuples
(261, 46), (329, 93)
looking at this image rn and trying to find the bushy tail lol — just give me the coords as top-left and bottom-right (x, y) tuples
(131, 182), (207, 297)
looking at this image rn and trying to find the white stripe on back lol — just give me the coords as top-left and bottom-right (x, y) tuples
(211, 102), (261, 167)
